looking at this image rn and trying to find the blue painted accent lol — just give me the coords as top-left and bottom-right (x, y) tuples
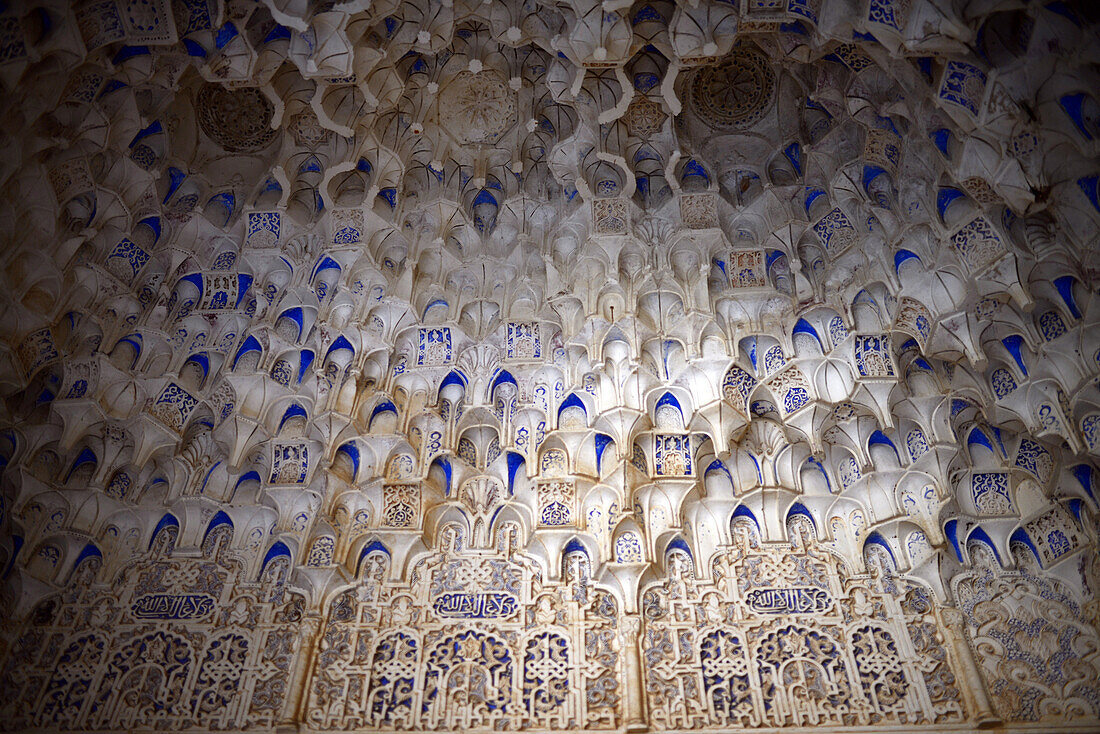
(378, 188), (397, 208)
(1045, 1), (1081, 26)
(1059, 93), (1093, 140)
(429, 456), (452, 495)
(766, 250), (784, 268)
(929, 128), (952, 156)
(655, 391), (683, 418)
(868, 430), (899, 457)
(682, 159), (710, 185)
(595, 433), (614, 472)
(862, 164), (887, 192)
(563, 538), (588, 557)
(73, 542), (102, 568)
(199, 462), (220, 493)
(279, 403), (307, 430)
(440, 370), (468, 394)
(337, 443), (360, 477)
(783, 142), (802, 176)
(967, 427), (995, 454)
(792, 319), (824, 351)
(875, 115), (901, 137)
(558, 393), (587, 420)
(66, 447), (97, 481)
(1054, 275), (1082, 319)
(233, 335), (263, 368)
(179, 272), (204, 294)
(263, 24), (292, 43)
(356, 157), (372, 173)
(913, 357), (933, 371)
(164, 167), (187, 202)
(370, 400), (398, 422)
(489, 370), (516, 395)
(1068, 498), (1084, 523)
(215, 22), (238, 49)
(297, 350), (314, 383)
(149, 513), (180, 549)
(1001, 335), (1028, 376)
(633, 5), (663, 24)
(894, 249), (921, 272)
(129, 120), (162, 148)
(666, 537), (693, 559)
(207, 192), (234, 226)
(118, 334), (143, 366)
(967, 526), (1002, 564)
(805, 456), (831, 492)
(864, 531), (895, 563)
(34, 7), (51, 35)
(5, 536), (23, 577)
(914, 56), (933, 82)
(99, 79), (128, 98)
(326, 335), (355, 359)
(936, 187), (965, 220)
(473, 189), (498, 207)
(1077, 175), (1099, 213)
(235, 470), (261, 490)
(279, 307), (304, 340)
(633, 72), (659, 92)
(732, 505), (760, 530)
(706, 459), (733, 484)
(261, 541), (291, 573)
(203, 511), (234, 542)
(991, 426), (1007, 456)
(186, 352), (210, 381)
(1071, 464), (1095, 500)
(313, 256), (342, 279)
(112, 46), (149, 64)
(423, 298), (448, 318)
(804, 186), (826, 213)
(786, 502), (816, 530)
(356, 541), (390, 575)
(507, 452), (524, 495)
(1009, 527), (1041, 566)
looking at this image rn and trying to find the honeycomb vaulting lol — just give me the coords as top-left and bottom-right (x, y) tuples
(1, 0), (1100, 732)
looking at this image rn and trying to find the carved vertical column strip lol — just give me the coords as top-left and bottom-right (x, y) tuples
(284, 614), (323, 729)
(621, 614), (648, 732)
(939, 606), (999, 725)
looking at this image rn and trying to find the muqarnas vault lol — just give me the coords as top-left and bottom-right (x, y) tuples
(0, 0), (1100, 732)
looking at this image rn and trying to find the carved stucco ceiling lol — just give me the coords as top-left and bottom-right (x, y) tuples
(0, 0), (1099, 729)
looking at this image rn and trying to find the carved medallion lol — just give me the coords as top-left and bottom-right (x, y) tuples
(195, 83), (278, 153)
(689, 47), (776, 131)
(437, 70), (517, 145)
